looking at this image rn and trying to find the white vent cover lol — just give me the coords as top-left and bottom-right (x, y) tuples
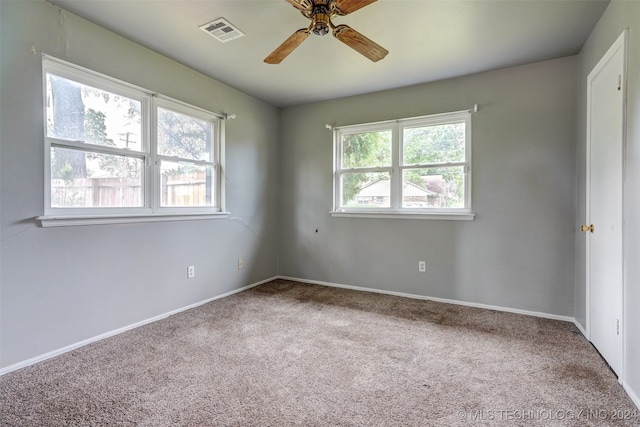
(199, 18), (245, 43)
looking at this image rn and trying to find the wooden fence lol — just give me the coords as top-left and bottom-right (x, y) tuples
(51, 172), (210, 207)
(162, 172), (211, 206)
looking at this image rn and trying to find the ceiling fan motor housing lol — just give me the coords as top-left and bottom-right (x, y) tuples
(311, 4), (332, 36)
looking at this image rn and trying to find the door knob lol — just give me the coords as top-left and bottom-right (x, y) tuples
(581, 224), (594, 233)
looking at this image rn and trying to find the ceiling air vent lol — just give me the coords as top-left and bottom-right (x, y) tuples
(199, 18), (245, 43)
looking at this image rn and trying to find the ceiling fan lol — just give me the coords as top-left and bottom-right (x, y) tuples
(264, 0), (389, 64)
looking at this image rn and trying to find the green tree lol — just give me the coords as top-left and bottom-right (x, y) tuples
(402, 123), (465, 207)
(84, 109), (108, 145)
(341, 130), (391, 204)
(84, 108), (141, 179)
(158, 108), (211, 161)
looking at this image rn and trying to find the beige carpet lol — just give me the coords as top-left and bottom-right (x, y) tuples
(1, 279), (638, 426)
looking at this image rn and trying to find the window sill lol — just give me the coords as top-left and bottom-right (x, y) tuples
(329, 210), (475, 220)
(36, 212), (230, 228)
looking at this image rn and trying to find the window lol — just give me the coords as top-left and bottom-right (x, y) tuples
(156, 103), (217, 209)
(333, 111), (473, 219)
(41, 56), (224, 225)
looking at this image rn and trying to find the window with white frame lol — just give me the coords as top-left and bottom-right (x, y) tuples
(42, 57), (223, 222)
(333, 111), (472, 218)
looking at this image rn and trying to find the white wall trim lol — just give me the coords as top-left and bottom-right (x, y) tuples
(329, 211), (475, 221)
(0, 275), (589, 378)
(573, 318), (588, 337)
(622, 382), (640, 411)
(37, 212), (231, 228)
(0, 276), (278, 376)
(278, 276), (577, 324)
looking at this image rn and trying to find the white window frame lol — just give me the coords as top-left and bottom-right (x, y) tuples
(38, 56), (227, 227)
(331, 110), (474, 220)
(154, 97), (221, 216)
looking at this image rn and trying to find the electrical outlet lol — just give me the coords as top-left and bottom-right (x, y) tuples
(238, 258), (244, 270)
(187, 265), (195, 279)
(418, 261), (426, 272)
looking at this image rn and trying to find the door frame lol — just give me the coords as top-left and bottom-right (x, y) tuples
(584, 29), (628, 379)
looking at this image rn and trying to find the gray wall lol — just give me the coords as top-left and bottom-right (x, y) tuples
(279, 57), (578, 316)
(4, 2), (637, 406)
(0, 1), (280, 369)
(575, 0), (640, 405)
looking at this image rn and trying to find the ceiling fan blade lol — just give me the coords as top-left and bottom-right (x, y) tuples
(284, 0), (312, 12)
(333, 0), (377, 16)
(333, 24), (388, 62)
(264, 29), (310, 64)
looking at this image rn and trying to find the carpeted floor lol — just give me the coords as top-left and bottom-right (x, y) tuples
(1, 279), (638, 426)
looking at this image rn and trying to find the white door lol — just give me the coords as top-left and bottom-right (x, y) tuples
(585, 30), (627, 377)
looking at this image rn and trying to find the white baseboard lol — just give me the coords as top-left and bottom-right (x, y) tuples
(572, 319), (588, 337)
(278, 276), (577, 324)
(623, 382), (640, 411)
(4, 274), (637, 412)
(0, 276), (278, 376)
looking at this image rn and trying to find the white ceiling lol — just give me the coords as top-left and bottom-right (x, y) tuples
(48, 0), (610, 107)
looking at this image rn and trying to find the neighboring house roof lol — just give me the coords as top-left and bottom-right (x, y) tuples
(357, 179), (436, 198)
(405, 181), (437, 197)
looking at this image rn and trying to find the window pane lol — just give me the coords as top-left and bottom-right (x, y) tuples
(341, 130), (391, 168)
(158, 108), (212, 161)
(402, 167), (465, 208)
(160, 161), (214, 207)
(50, 147), (143, 208)
(402, 122), (465, 165)
(46, 74), (142, 151)
(341, 172), (391, 208)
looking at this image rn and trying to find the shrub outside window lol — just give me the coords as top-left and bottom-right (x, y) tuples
(42, 56), (223, 222)
(333, 111), (472, 218)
